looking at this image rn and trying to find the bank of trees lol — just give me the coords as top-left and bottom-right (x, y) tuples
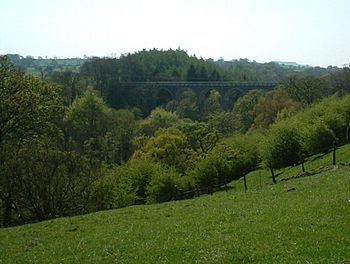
(2, 53), (350, 227)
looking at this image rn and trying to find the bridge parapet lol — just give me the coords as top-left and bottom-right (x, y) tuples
(119, 81), (278, 88)
(113, 81), (279, 111)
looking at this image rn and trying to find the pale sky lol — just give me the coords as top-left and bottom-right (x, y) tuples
(1, 0), (349, 67)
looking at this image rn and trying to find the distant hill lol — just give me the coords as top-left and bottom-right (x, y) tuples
(5, 50), (341, 82)
(272, 61), (310, 68)
(5, 54), (88, 75)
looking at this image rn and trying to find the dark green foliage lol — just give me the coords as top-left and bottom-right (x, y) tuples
(329, 66), (350, 94)
(65, 88), (112, 144)
(4, 143), (97, 222)
(175, 89), (200, 120)
(0, 56), (63, 145)
(232, 89), (265, 132)
(0, 57), (64, 226)
(48, 71), (85, 106)
(281, 76), (330, 106)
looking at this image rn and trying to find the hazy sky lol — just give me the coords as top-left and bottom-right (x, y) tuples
(1, 0), (349, 67)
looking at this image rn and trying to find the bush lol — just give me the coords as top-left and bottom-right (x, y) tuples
(292, 96), (350, 144)
(92, 160), (188, 207)
(146, 168), (182, 203)
(303, 122), (336, 155)
(191, 134), (260, 190)
(262, 122), (304, 169)
(90, 165), (136, 211)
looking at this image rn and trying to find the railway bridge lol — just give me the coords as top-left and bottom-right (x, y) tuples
(107, 81), (279, 111)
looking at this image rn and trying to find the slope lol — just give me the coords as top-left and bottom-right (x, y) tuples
(1, 146), (350, 263)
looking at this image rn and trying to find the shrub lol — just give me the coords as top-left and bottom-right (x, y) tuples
(262, 122), (304, 169)
(191, 134), (260, 190)
(146, 168), (182, 203)
(303, 122), (336, 155)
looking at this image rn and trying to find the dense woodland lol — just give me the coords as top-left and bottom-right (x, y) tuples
(1, 49), (350, 227)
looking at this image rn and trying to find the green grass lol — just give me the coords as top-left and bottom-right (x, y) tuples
(233, 144), (350, 192)
(1, 146), (350, 263)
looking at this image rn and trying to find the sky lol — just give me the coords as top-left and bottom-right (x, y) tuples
(1, 0), (350, 67)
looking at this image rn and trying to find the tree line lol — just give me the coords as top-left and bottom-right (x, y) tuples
(1, 51), (350, 227)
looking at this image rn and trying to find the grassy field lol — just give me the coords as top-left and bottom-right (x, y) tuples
(1, 146), (350, 263)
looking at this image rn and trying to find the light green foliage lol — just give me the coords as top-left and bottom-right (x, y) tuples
(192, 134), (260, 189)
(90, 165), (136, 210)
(302, 122), (336, 155)
(207, 111), (235, 136)
(289, 95), (350, 144)
(93, 160), (184, 206)
(179, 121), (219, 154)
(2, 150), (349, 262)
(146, 168), (182, 203)
(133, 127), (196, 173)
(261, 121), (304, 169)
(138, 107), (182, 136)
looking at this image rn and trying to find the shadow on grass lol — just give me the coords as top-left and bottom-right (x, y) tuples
(310, 153), (328, 162)
(216, 185), (236, 193)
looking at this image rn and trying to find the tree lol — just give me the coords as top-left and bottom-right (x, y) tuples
(109, 109), (137, 163)
(261, 122), (304, 183)
(282, 76), (330, 106)
(176, 89), (199, 120)
(0, 56), (62, 146)
(302, 122), (336, 155)
(202, 90), (222, 119)
(138, 108), (182, 137)
(186, 64), (197, 81)
(0, 56), (63, 226)
(133, 128), (196, 173)
(191, 135), (259, 191)
(209, 69), (221, 81)
(232, 89), (264, 132)
(198, 66), (208, 81)
(253, 89), (301, 129)
(179, 121), (219, 154)
(65, 88), (112, 147)
(48, 71), (83, 106)
(329, 67), (350, 94)
(207, 111), (235, 136)
(5, 142), (97, 223)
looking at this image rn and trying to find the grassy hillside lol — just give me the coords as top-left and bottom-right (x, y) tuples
(1, 146), (350, 263)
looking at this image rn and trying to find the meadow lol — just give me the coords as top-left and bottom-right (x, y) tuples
(1, 145), (350, 263)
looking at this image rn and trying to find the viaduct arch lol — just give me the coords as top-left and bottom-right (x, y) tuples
(115, 81), (278, 111)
